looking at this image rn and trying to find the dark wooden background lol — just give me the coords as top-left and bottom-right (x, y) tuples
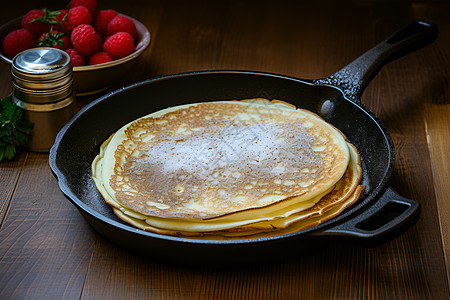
(1, 0), (449, 299)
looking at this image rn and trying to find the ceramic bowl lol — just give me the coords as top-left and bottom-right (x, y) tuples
(0, 14), (150, 96)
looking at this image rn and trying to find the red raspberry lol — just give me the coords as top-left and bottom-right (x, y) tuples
(89, 51), (113, 65)
(2, 28), (36, 58)
(106, 15), (137, 38)
(93, 9), (117, 37)
(103, 32), (135, 59)
(71, 24), (101, 56)
(21, 9), (50, 37)
(63, 6), (92, 34)
(37, 30), (71, 50)
(70, 0), (97, 18)
(66, 48), (85, 66)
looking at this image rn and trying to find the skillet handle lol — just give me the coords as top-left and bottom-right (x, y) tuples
(313, 187), (420, 246)
(314, 20), (438, 103)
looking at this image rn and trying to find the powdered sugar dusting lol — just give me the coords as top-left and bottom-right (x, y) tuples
(110, 101), (348, 218)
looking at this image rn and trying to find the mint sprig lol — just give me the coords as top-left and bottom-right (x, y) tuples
(0, 96), (34, 162)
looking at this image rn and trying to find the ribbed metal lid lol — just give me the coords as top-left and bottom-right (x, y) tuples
(11, 48), (73, 103)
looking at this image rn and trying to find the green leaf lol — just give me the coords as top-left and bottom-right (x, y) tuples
(4, 142), (16, 160)
(0, 96), (33, 162)
(15, 120), (34, 147)
(0, 144), (4, 161)
(0, 121), (14, 142)
(1, 97), (16, 119)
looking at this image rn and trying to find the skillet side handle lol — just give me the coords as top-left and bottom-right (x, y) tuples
(313, 187), (421, 247)
(314, 20), (438, 103)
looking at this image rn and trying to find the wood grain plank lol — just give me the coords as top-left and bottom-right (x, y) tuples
(145, 1), (378, 80)
(0, 153), (96, 300)
(1, 0), (449, 299)
(79, 1), (450, 299)
(424, 104), (450, 289)
(360, 43), (449, 300)
(0, 151), (27, 227)
(353, 6), (450, 299)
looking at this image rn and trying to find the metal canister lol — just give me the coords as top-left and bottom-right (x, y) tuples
(11, 47), (76, 152)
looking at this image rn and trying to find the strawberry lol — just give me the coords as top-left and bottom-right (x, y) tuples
(22, 8), (70, 38)
(89, 51), (113, 65)
(66, 48), (85, 66)
(50, 10), (68, 33)
(103, 31), (135, 59)
(63, 6), (92, 34)
(2, 28), (36, 58)
(21, 9), (50, 37)
(106, 15), (137, 38)
(70, 0), (97, 18)
(37, 30), (71, 50)
(71, 24), (102, 56)
(93, 9), (117, 37)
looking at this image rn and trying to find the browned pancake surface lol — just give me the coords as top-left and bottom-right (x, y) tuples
(106, 100), (349, 219)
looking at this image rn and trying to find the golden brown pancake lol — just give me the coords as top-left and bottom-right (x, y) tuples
(92, 99), (363, 239)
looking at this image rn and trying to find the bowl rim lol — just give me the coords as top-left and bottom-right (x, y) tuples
(0, 13), (151, 70)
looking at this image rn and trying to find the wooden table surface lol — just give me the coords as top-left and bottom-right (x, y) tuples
(1, 0), (449, 299)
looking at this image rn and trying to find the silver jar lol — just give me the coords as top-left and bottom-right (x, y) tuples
(11, 47), (76, 152)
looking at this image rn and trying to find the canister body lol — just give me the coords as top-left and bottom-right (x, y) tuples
(11, 94), (76, 152)
(11, 47), (76, 152)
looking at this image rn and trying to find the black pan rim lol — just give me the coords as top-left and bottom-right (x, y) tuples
(49, 69), (395, 245)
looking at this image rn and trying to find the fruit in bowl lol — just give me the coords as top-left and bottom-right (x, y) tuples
(0, 0), (150, 95)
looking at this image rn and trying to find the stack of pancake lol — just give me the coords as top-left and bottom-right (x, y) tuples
(92, 99), (364, 239)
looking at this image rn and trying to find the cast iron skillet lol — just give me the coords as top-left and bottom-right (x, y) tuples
(49, 20), (438, 266)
